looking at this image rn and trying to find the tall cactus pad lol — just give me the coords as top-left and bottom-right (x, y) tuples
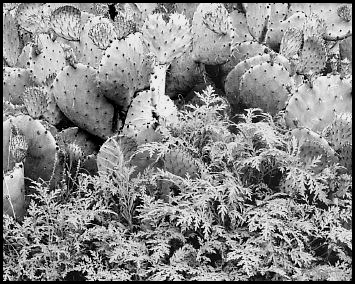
(244, 3), (271, 43)
(229, 10), (254, 43)
(192, 3), (235, 65)
(123, 90), (156, 136)
(296, 36), (327, 75)
(3, 9), (22, 67)
(3, 115), (57, 185)
(3, 162), (26, 220)
(28, 34), (67, 85)
(280, 28), (303, 59)
(3, 67), (33, 105)
(97, 33), (152, 111)
(238, 61), (292, 115)
(50, 5), (82, 41)
(51, 63), (115, 139)
(285, 74), (352, 133)
(142, 13), (192, 64)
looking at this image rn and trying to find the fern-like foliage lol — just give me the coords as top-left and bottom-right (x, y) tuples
(3, 86), (352, 281)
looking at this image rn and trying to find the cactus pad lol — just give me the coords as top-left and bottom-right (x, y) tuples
(51, 63), (115, 139)
(238, 61), (292, 115)
(3, 67), (33, 105)
(3, 162), (26, 220)
(285, 74), (352, 133)
(50, 5), (82, 41)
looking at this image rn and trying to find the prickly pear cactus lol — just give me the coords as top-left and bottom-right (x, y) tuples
(192, 3), (235, 65)
(225, 53), (290, 111)
(97, 32), (152, 111)
(3, 9), (22, 67)
(28, 33), (67, 85)
(229, 9), (254, 43)
(3, 67), (33, 105)
(291, 127), (338, 173)
(51, 63), (116, 139)
(322, 113), (352, 172)
(88, 20), (117, 50)
(279, 28), (303, 59)
(221, 41), (269, 84)
(244, 3), (271, 43)
(15, 3), (49, 34)
(3, 115), (58, 189)
(3, 162), (26, 220)
(23, 85), (64, 125)
(296, 35), (327, 75)
(49, 5), (82, 41)
(238, 58), (293, 115)
(285, 73), (352, 133)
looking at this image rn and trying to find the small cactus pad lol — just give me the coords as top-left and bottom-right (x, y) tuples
(142, 13), (192, 64)
(285, 74), (352, 133)
(3, 67), (33, 105)
(163, 148), (199, 178)
(50, 5), (82, 41)
(15, 3), (49, 34)
(51, 63), (115, 139)
(3, 162), (26, 220)
(88, 21), (117, 50)
(322, 113), (352, 150)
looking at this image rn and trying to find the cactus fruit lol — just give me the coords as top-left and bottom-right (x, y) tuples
(28, 33), (67, 85)
(192, 3), (235, 65)
(285, 74), (352, 133)
(3, 115), (58, 188)
(237, 58), (292, 115)
(49, 5), (82, 41)
(51, 63), (115, 139)
(3, 9), (22, 67)
(3, 162), (26, 220)
(3, 67), (33, 105)
(23, 85), (64, 125)
(97, 32), (152, 111)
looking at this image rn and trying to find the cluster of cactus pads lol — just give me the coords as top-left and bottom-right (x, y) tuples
(3, 3), (352, 220)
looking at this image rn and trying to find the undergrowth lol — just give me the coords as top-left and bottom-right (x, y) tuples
(3, 86), (352, 281)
